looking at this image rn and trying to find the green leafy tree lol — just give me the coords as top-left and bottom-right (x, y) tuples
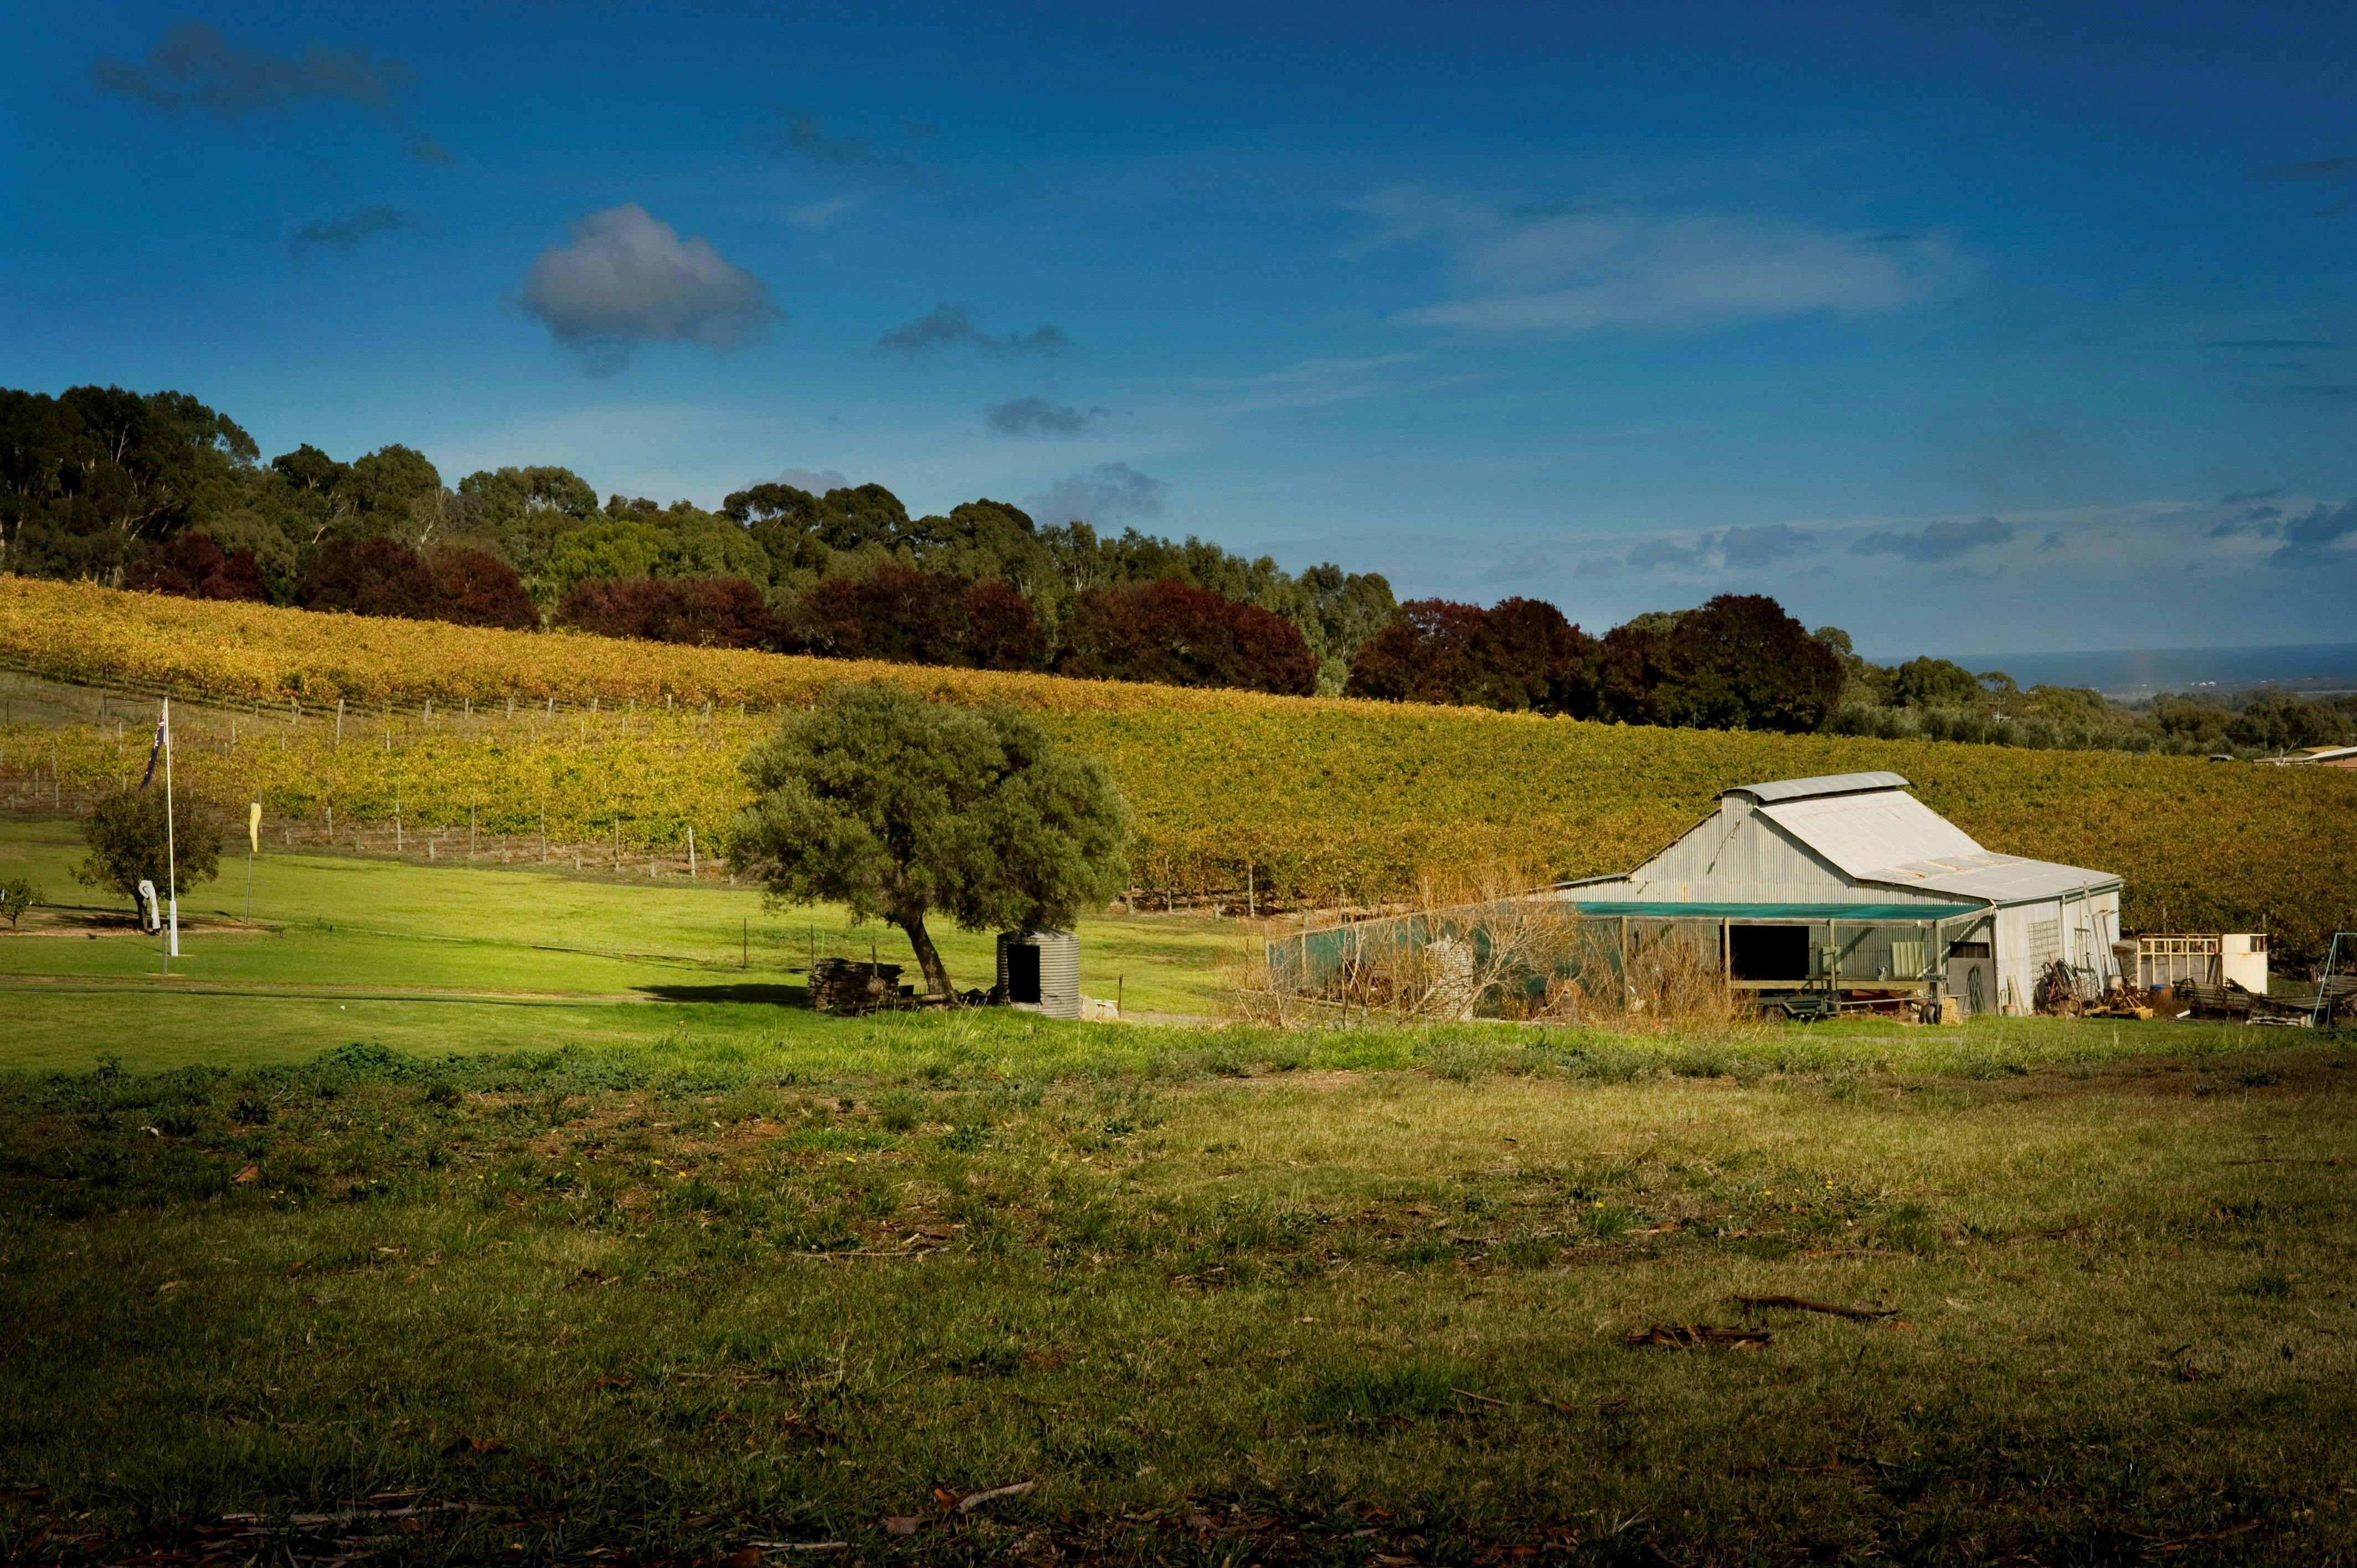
(0, 876), (42, 929)
(729, 684), (1132, 999)
(452, 465), (598, 573)
(346, 444), (447, 547)
(543, 519), (670, 598)
(74, 788), (223, 914)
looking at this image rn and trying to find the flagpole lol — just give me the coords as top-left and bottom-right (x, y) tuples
(162, 698), (179, 962)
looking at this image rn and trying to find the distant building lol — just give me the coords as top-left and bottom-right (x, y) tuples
(2268, 745), (2357, 768)
(1562, 772), (2122, 1015)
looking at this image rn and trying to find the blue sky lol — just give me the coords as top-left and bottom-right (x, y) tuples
(6, 1), (2354, 657)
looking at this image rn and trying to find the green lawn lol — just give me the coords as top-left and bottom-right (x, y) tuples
(0, 815), (1253, 1071)
(5, 812), (2356, 1564)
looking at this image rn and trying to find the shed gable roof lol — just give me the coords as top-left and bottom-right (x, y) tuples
(1753, 790), (1984, 878)
(1753, 787), (2119, 902)
(1723, 771), (1910, 804)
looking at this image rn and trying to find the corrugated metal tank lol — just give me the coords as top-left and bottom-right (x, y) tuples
(997, 929), (1080, 1019)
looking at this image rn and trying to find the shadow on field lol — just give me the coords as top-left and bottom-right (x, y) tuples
(634, 982), (809, 1006)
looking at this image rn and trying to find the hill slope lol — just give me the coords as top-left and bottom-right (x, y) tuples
(5, 578), (2351, 961)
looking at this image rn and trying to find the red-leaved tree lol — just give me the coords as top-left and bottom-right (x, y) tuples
(557, 576), (773, 647)
(1345, 597), (1597, 714)
(960, 580), (1041, 670)
(1057, 578), (1318, 695)
(123, 532), (267, 602)
(428, 547), (539, 630)
(781, 566), (1042, 670)
(788, 565), (970, 665)
(300, 536), (439, 618)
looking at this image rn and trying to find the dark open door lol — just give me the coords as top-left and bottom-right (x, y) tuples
(1007, 942), (1042, 1004)
(1730, 924), (1810, 982)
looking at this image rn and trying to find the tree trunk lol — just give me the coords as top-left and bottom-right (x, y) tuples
(897, 909), (955, 999)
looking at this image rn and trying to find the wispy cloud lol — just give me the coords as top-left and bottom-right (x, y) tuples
(786, 190), (868, 229)
(1027, 462), (1165, 525)
(877, 303), (1066, 360)
(2206, 338), (2335, 351)
(1613, 522), (1819, 574)
(1362, 188), (1963, 337)
(286, 204), (428, 257)
(776, 467), (850, 494)
(1851, 517), (2016, 562)
(984, 397), (1107, 436)
(2271, 501), (2357, 565)
(521, 204), (780, 374)
(758, 107), (948, 188)
(2252, 154), (2357, 182)
(89, 20), (414, 125)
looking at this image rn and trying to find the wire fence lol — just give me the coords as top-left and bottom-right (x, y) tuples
(1, 666), (1282, 914)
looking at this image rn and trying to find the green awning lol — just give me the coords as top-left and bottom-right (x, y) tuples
(1569, 900), (1984, 922)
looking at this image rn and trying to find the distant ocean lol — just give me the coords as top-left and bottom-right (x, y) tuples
(1911, 643), (2357, 699)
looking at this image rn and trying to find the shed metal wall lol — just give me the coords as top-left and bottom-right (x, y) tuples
(1989, 890), (2121, 1013)
(997, 929), (1081, 1020)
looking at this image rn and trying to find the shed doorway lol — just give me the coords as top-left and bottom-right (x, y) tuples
(1947, 942), (1993, 1016)
(1729, 924), (1810, 982)
(1006, 942), (1042, 1005)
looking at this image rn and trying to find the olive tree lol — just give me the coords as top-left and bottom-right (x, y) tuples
(75, 788), (222, 914)
(728, 683), (1131, 999)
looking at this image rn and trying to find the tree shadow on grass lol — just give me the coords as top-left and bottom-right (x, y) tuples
(635, 982), (810, 1007)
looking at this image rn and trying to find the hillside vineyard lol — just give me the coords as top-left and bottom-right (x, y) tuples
(4, 579), (2352, 961)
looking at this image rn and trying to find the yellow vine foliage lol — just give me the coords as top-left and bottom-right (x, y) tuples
(5, 577), (2353, 960)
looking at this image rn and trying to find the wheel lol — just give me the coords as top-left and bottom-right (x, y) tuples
(1761, 1003), (1790, 1023)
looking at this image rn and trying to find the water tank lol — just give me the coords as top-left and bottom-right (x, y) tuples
(997, 929), (1080, 1019)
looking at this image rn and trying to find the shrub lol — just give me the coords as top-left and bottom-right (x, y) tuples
(0, 876), (42, 927)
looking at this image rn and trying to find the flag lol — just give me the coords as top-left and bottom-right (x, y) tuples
(137, 710), (166, 790)
(249, 802), (262, 853)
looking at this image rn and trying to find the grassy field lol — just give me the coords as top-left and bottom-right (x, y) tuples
(0, 814), (1248, 1070)
(4, 814), (2357, 1564)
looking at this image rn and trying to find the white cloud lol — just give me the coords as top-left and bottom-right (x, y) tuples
(1362, 188), (1962, 337)
(521, 204), (779, 372)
